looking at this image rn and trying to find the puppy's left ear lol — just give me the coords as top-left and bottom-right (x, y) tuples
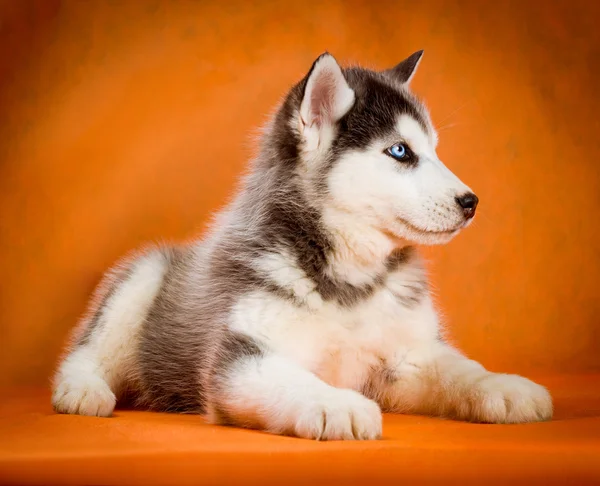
(385, 50), (424, 85)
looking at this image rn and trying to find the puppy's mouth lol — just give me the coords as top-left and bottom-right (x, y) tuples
(395, 217), (463, 236)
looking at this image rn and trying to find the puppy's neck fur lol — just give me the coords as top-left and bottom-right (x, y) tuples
(226, 144), (417, 309)
(320, 205), (405, 286)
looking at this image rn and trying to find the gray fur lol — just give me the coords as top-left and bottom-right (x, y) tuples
(361, 360), (400, 412)
(391, 280), (429, 309)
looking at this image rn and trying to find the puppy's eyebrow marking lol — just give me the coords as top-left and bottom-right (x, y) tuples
(396, 114), (435, 159)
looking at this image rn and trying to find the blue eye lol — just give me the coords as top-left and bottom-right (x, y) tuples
(387, 143), (408, 160)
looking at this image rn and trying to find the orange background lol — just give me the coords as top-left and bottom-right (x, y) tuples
(1, 0), (599, 390)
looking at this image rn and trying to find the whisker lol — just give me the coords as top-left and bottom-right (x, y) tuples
(436, 122), (460, 132)
(473, 207), (493, 224)
(435, 98), (478, 128)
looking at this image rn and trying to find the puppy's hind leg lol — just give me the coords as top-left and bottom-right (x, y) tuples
(52, 250), (169, 417)
(52, 344), (117, 417)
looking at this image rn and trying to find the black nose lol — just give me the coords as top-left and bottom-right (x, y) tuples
(455, 193), (479, 219)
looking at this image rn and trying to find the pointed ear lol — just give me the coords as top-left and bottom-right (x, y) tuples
(300, 53), (355, 130)
(385, 50), (424, 85)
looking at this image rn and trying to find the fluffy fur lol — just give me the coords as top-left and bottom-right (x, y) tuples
(52, 51), (553, 440)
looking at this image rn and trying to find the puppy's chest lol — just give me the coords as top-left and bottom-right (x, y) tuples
(231, 285), (435, 390)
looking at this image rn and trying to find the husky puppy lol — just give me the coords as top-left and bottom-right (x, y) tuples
(52, 51), (552, 440)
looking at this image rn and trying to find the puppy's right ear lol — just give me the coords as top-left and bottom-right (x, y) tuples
(385, 50), (424, 85)
(299, 53), (354, 149)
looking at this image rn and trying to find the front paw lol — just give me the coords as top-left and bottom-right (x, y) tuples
(294, 389), (383, 440)
(463, 373), (553, 424)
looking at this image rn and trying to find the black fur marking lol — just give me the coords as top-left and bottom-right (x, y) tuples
(257, 191), (416, 308)
(77, 291), (114, 347)
(362, 359), (399, 403)
(390, 269), (428, 309)
(385, 50), (424, 84)
(361, 375), (379, 402)
(255, 247), (420, 310)
(386, 247), (414, 272)
(211, 332), (265, 382)
(335, 68), (428, 152)
(261, 188), (373, 307)
(137, 247), (207, 413)
(207, 332), (265, 426)
(392, 283), (427, 309)
(380, 366), (398, 385)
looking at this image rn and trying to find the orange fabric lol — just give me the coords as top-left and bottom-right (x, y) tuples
(1, 1), (599, 484)
(1, 376), (600, 485)
(1, 0), (599, 388)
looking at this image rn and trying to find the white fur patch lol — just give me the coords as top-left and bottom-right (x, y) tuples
(396, 115), (437, 159)
(321, 208), (395, 286)
(323, 113), (474, 247)
(230, 257), (438, 393)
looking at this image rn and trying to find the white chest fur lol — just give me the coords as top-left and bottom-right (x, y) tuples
(229, 273), (439, 390)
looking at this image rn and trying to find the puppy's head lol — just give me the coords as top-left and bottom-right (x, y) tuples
(274, 51), (478, 246)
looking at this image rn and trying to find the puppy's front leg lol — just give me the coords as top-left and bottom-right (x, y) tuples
(368, 342), (553, 423)
(206, 332), (382, 440)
